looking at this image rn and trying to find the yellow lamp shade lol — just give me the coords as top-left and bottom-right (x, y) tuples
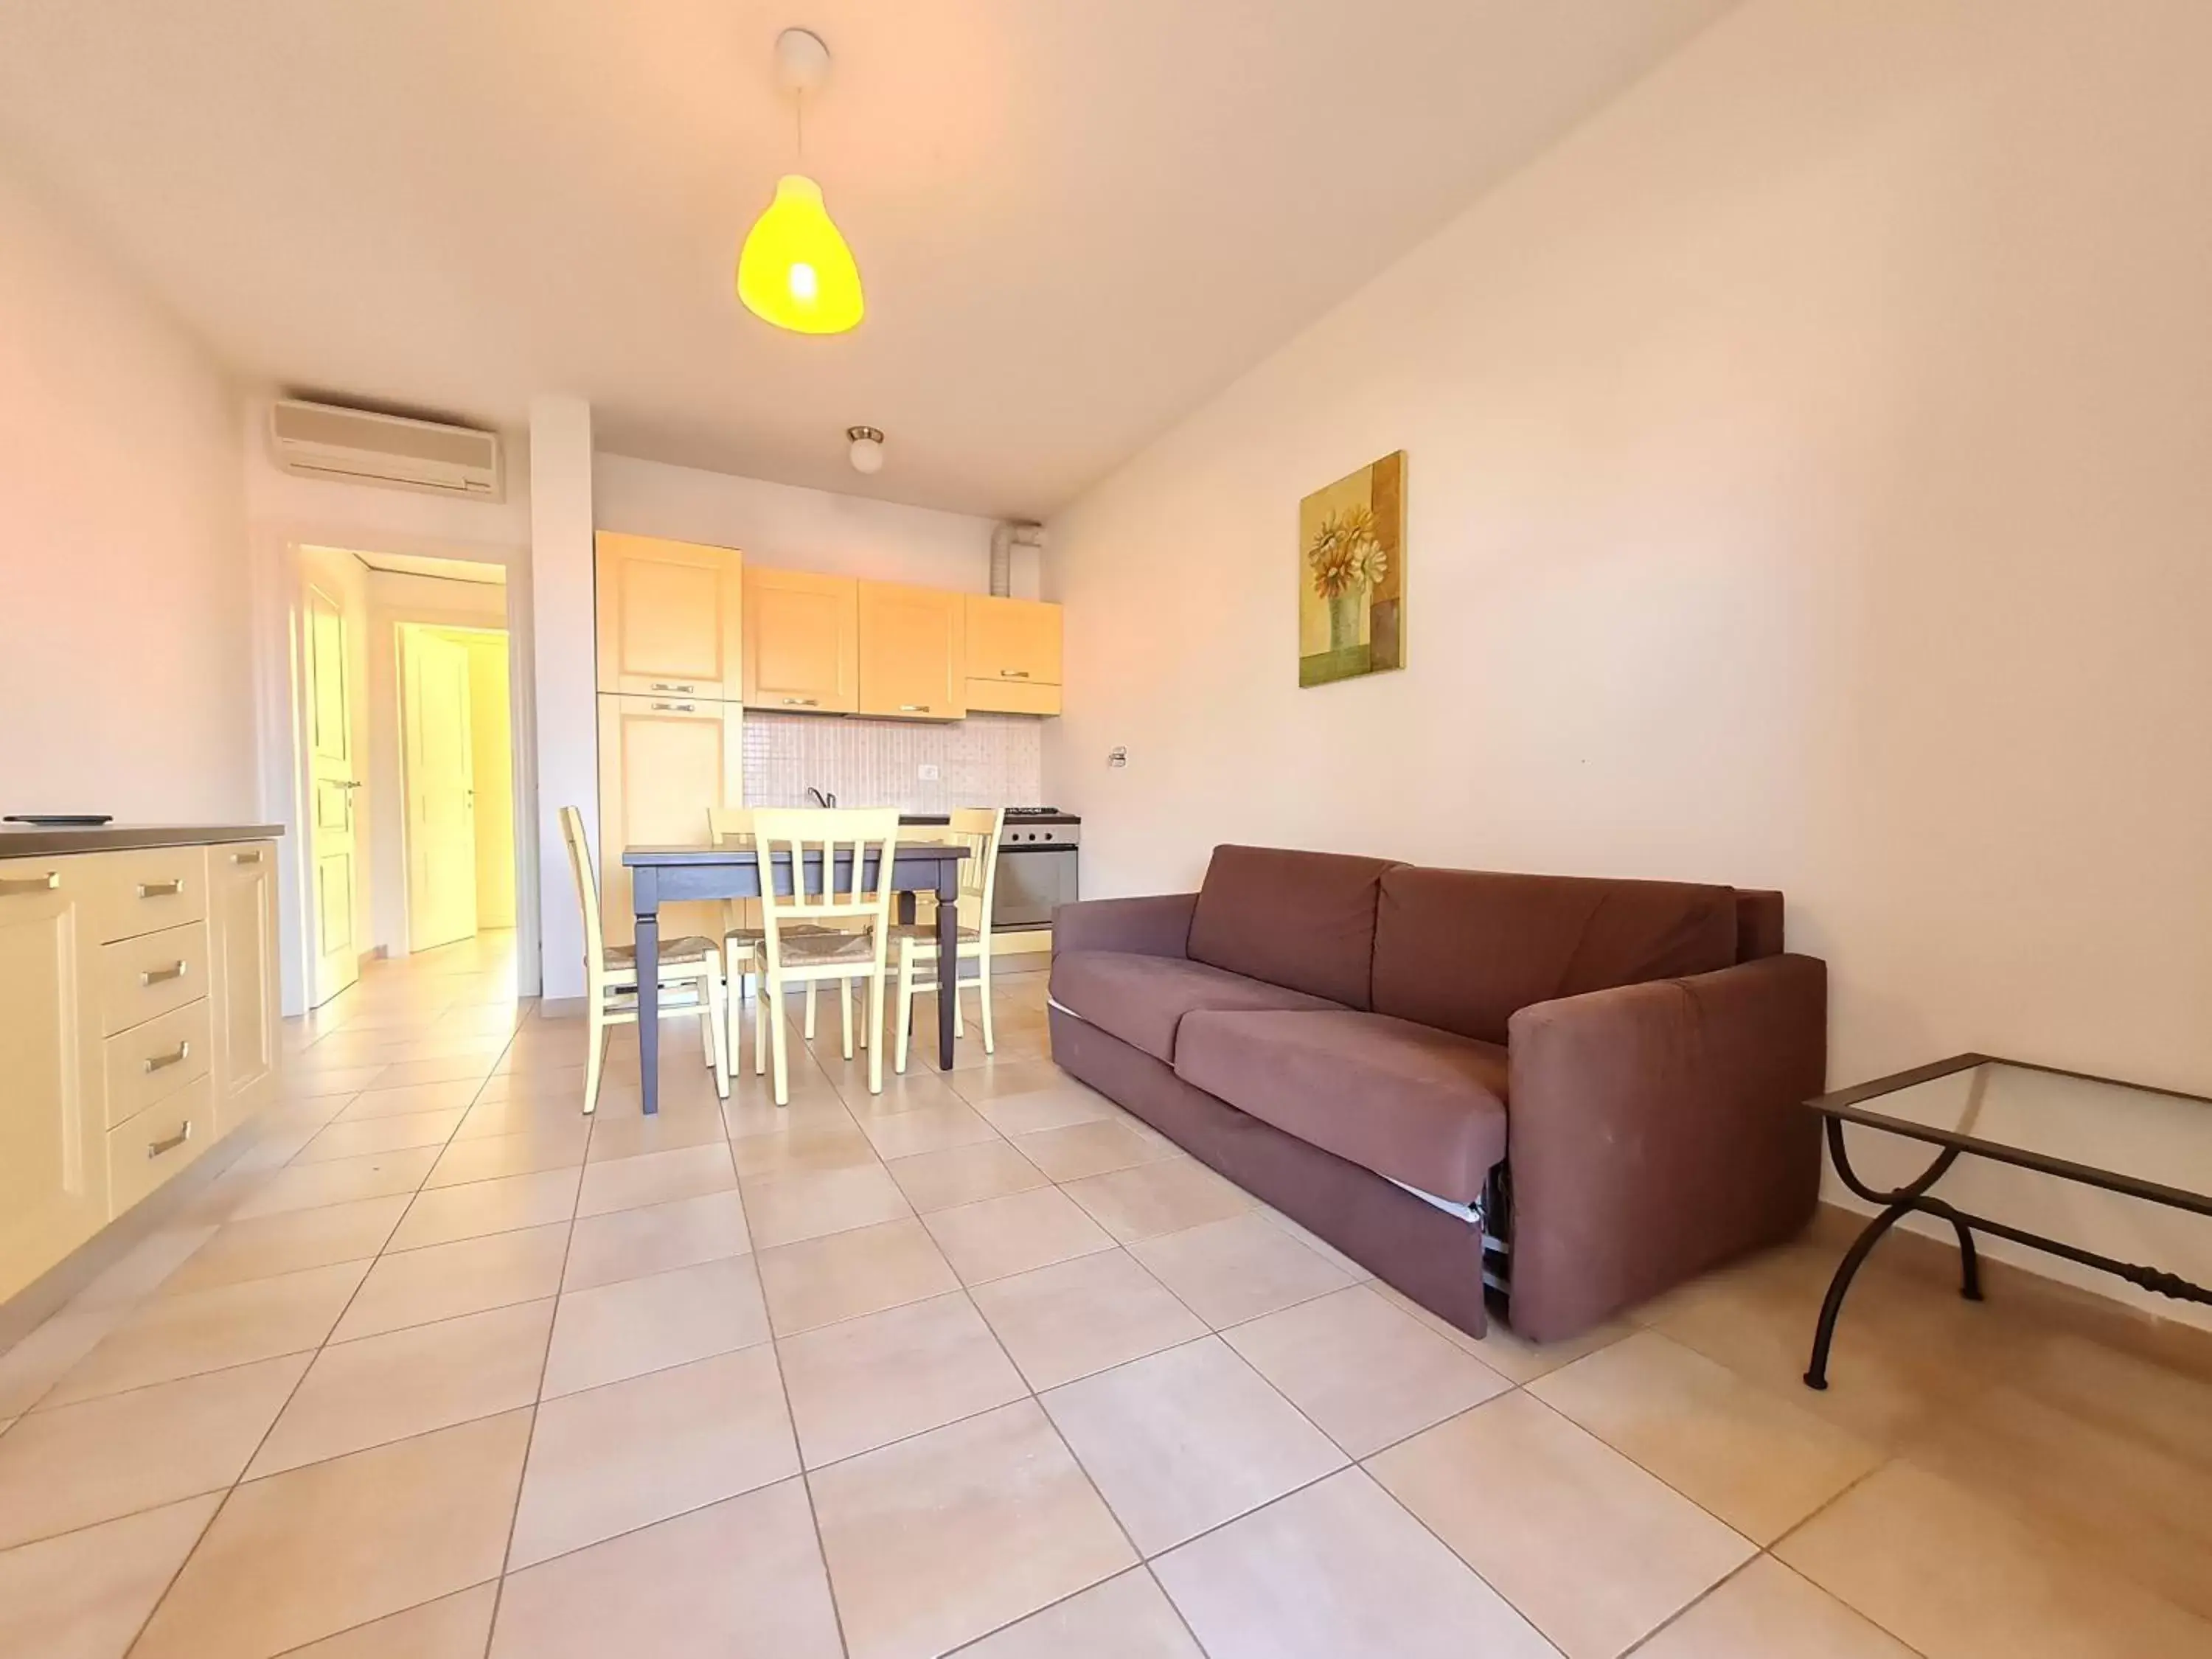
(737, 174), (864, 334)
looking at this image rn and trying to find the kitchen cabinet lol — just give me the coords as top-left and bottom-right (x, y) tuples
(596, 693), (742, 946)
(211, 842), (280, 1133)
(743, 568), (858, 713)
(595, 532), (745, 700)
(858, 581), (966, 720)
(964, 595), (1062, 714)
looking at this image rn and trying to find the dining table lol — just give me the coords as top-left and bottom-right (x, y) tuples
(621, 835), (972, 1115)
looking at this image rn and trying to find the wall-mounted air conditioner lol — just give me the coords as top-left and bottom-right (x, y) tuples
(268, 399), (504, 499)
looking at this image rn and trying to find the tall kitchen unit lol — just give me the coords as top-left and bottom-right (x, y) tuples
(592, 532), (746, 948)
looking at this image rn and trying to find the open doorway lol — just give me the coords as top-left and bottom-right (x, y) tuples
(397, 622), (515, 952)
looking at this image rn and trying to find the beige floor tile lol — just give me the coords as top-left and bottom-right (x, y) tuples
(574, 1142), (737, 1217)
(1043, 1335), (1344, 1553)
(386, 1166), (582, 1252)
(857, 1100), (1004, 1159)
(0, 1353), (307, 1548)
(810, 1399), (1137, 1659)
(1129, 1211), (1352, 1328)
(584, 1102), (728, 1164)
(947, 1058), (1074, 1105)
(782, 1291), (1027, 1468)
(67, 1225), (220, 1312)
(471, 1068), (586, 1107)
(278, 1063), (387, 1099)
(331, 1222), (568, 1341)
(838, 1067), (966, 1117)
(1062, 1158), (1249, 1243)
(970, 1080), (1122, 1135)
(1775, 1458), (2212, 1658)
(1635, 1557), (1915, 1659)
(229, 1146), (442, 1220)
(294, 1108), (466, 1165)
(970, 1249), (1208, 1391)
(1224, 1284), (1510, 1458)
(1371, 1281), (1632, 1383)
(563, 1189), (751, 1291)
(742, 1161), (913, 1249)
(0, 1306), (127, 1416)
(722, 1085), (855, 1142)
(1250, 1203), (1377, 1281)
(953, 1567), (1203, 1657)
(453, 1096), (586, 1141)
(492, 1480), (843, 1659)
(333, 1080), (482, 1120)
(250, 1299), (553, 1476)
(134, 1410), (529, 1659)
(1369, 1392), (1754, 1659)
(728, 1119), (882, 1177)
(886, 1140), (1051, 1213)
(280, 1583), (498, 1658)
(542, 1254), (770, 1397)
(423, 1124), (590, 1189)
(44, 1259), (370, 1407)
(1152, 1467), (1557, 1659)
(923, 1186), (1117, 1285)
(0, 1492), (221, 1659)
(1012, 1119), (1175, 1183)
(161, 1194), (411, 1295)
(758, 1216), (961, 1335)
(366, 1055), (501, 1090)
(509, 1344), (798, 1568)
(1529, 1329), (1883, 1544)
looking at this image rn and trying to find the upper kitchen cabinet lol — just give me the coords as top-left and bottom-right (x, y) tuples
(743, 568), (859, 713)
(858, 582), (966, 720)
(594, 532), (745, 700)
(964, 595), (1062, 715)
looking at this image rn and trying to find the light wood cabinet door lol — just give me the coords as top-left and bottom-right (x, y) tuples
(211, 842), (279, 1133)
(964, 596), (1062, 684)
(743, 568), (859, 712)
(595, 532), (745, 700)
(0, 857), (107, 1304)
(858, 582), (966, 720)
(596, 694), (742, 947)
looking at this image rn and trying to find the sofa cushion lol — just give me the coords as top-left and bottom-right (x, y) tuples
(1370, 868), (1740, 1044)
(1050, 950), (1343, 1065)
(1174, 1009), (1508, 1206)
(1185, 845), (1399, 1009)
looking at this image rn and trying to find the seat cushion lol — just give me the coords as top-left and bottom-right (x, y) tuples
(1174, 1009), (1508, 1206)
(1185, 845), (1400, 1009)
(1050, 950), (1342, 1064)
(606, 936), (719, 971)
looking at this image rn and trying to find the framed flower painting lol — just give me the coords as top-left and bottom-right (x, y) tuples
(1298, 451), (1405, 686)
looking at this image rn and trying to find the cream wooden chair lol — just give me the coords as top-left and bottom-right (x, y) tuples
(708, 806), (860, 1077)
(752, 807), (900, 1105)
(560, 806), (729, 1113)
(894, 807), (1004, 1072)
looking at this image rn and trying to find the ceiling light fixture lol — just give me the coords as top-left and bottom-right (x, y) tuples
(847, 425), (885, 473)
(737, 28), (864, 335)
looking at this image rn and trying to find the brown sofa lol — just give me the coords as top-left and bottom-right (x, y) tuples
(1048, 846), (1827, 1342)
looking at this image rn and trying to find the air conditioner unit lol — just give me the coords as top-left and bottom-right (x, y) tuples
(268, 399), (503, 499)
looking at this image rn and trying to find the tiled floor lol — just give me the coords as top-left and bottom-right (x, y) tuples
(1, 933), (2208, 1658)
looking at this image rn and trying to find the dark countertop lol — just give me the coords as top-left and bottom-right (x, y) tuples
(0, 823), (283, 857)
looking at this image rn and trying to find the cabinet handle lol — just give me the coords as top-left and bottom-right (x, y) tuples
(232, 849), (264, 865)
(650, 682), (698, 693)
(999, 669), (1031, 678)
(147, 1121), (193, 1159)
(144, 1040), (191, 1074)
(141, 961), (189, 987)
(782, 698), (818, 707)
(900, 704), (931, 713)
(650, 701), (698, 712)
(137, 879), (185, 899)
(0, 871), (59, 896)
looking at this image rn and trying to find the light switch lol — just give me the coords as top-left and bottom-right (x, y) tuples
(918, 764), (941, 781)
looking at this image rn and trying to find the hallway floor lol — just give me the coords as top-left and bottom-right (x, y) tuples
(1, 936), (2207, 1658)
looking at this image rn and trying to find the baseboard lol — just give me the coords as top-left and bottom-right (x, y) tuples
(538, 995), (587, 1018)
(357, 945), (388, 967)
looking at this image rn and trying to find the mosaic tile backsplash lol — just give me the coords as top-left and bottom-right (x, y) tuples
(740, 711), (1045, 813)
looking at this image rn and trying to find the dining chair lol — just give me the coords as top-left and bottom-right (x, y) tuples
(560, 806), (729, 1113)
(751, 807), (900, 1105)
(894, 807), (1004, 1072)
(708, 805), (863, 1077)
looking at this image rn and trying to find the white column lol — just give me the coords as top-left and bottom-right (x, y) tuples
(527, 394), (595, 1005)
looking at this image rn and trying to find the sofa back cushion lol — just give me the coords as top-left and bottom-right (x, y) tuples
(1186, 845), (1399, 1009)
(1371, 867), (1739, 1043)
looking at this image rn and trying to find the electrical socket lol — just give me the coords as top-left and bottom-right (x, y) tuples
(918, 764), (941, 781)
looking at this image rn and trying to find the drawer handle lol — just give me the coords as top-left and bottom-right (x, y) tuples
(782, 698), (819, 707)
(147, 1121), (193, 1159)
(650, 701), (697, 712)
(0, 871), (60, 895)
(141, 961), (189, 987)
(900, 704), (931, 713)
(232, 849), (264, 866)
(144, 1040), (191, 1074)
(999, 669), (1032, 678)
(137, 879), (185, 899)
(650, 682), (697, 692)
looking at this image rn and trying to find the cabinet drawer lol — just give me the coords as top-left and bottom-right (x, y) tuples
(86, 847), (209, 943)
(964, 677), (1061, 717)
(100, 921), (209, 1037)
(108, 1074), (212, 1214)
(103, 998), (211, 1128)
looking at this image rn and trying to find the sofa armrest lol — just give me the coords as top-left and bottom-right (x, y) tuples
(1503, 953), (1827, 1343)
(1051, 893), (1197, 961)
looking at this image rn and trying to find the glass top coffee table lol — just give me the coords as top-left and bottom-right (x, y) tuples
(1801, 1054), (2212, 1388)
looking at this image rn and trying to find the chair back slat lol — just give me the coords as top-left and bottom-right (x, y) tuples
(945, 807), (1005, 937)
(559, 806), (606, 970)
(750, 807), (901, 949)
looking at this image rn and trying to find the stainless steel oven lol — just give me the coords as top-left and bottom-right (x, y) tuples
(992, 810), (1079, 931)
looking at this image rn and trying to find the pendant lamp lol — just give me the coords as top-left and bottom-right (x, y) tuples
(738, 29), (864, 334)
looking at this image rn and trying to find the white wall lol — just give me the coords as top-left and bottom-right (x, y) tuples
(1043, 0), (2212, 1321)
(0, 163), (253, 820)
(529, 395), (597, 1004)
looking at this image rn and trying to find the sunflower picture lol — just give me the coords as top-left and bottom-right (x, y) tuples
(1298, 451), (1405, 686)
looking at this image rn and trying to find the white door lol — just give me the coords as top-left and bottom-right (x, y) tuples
(403, 630), (479, 951)
(304, 584), (361, 1005)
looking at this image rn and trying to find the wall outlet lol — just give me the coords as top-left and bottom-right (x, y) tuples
(918, 764), (941, 781)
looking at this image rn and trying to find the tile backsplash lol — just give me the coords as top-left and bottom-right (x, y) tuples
(741, 712), (1044, 813)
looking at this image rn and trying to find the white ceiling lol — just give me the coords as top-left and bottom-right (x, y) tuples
(0, 1), (1734, 518)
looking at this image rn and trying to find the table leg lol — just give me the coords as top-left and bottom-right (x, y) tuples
(936, 863), (959, 1070)
(1805, 1119), (1965, 1388)
(634, 867), (661, 1117)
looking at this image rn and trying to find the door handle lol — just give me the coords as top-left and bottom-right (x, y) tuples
(141, 961), (189, 987)
(137, 879), (186, 899)
(147, 1121), (193, 1158)
(144, 1040), (191, 1074)
(650, 682), (698, 692)
(650, 702), (698, 712)
(900, 704), (931, 713)
(999, 669), (1031, 678)
(0, 871), (59, 896)
(232, 849), (264, 865)
(782, 698), (818, 707)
